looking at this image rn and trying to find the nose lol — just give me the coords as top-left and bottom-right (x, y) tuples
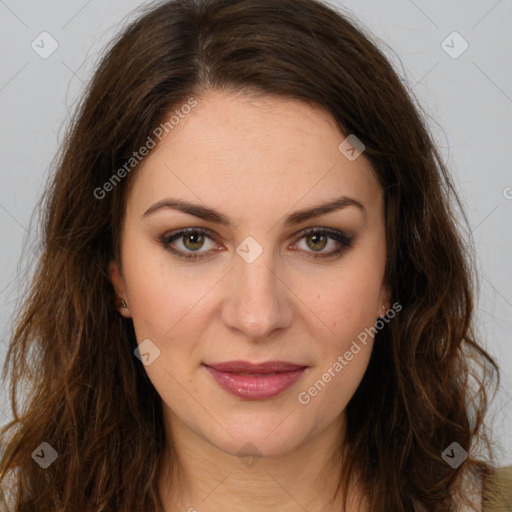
(221, 246), (294, 342)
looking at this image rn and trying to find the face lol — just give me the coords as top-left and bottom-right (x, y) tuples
(110, 89), (389, 458)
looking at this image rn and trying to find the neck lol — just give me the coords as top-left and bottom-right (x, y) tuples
(157, 409), (367, 512)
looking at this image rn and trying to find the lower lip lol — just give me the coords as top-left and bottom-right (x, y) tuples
(204, 366), (307, 400)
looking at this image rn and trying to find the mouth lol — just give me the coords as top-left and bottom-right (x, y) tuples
(202, 360), (308, 400)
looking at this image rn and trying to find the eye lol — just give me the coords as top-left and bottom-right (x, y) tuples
(160, 227), (353, 261)
(292, 227), (353, 259)
(160, 228), (217, 260)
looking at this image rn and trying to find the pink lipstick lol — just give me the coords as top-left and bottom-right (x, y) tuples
(203, 360), (307, 400)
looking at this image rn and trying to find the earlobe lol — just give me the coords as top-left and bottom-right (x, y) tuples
(378, 285), (392, 317)
(109, 259), (131, 317)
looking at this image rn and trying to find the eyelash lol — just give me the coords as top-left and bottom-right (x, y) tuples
(160, 227), (353, 261)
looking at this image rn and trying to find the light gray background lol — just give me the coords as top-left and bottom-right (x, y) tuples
(1, 1), (511, 465)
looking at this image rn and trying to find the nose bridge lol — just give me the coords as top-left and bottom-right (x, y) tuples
(222, 236), (293, 339)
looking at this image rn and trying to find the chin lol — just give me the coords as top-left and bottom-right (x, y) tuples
(197, 412), (311, 460)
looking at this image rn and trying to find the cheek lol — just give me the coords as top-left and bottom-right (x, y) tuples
(124, 258), (175, 339)
(298, 250), (384, 410)
(309, 265), (384, 355)
(121, 236), (203, 340)
(121, 245), (208, 410)
(297, 340), (373, 434)
(297, 272), (379, 418)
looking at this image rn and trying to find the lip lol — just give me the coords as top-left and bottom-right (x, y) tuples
(203, 360), (308, 400)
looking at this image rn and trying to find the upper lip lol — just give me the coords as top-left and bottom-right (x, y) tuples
(204, 360), (306, 373)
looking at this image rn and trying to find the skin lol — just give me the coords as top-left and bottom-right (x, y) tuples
(109, 89), (389, 511)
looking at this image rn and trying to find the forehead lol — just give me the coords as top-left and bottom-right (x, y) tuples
(126, 90), (382, 220)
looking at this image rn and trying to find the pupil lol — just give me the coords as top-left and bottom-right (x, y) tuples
(185, 233), (203, 250)
(309, 234), (326, 251)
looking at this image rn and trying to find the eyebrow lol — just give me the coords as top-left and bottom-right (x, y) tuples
(143, 196), (366, 226)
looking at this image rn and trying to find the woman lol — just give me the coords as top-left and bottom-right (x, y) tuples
(0, 0), (509, 510)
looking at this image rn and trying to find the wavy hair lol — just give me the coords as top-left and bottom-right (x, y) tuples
(0, 0), (500, 510)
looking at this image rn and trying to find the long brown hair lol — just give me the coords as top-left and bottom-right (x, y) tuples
(0, 0), (500, 510)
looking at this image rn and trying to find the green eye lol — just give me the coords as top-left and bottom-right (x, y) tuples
(160, 227), (353, 261)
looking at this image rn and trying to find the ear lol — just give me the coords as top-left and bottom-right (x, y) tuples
(377, 284), (392, 318)
(109, 259), (131, 318)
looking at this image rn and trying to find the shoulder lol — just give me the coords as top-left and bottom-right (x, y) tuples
(454, 464), (512, 512)
(481, 465), (512, 512)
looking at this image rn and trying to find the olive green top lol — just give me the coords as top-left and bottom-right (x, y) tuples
(482, 465), (512, 511)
